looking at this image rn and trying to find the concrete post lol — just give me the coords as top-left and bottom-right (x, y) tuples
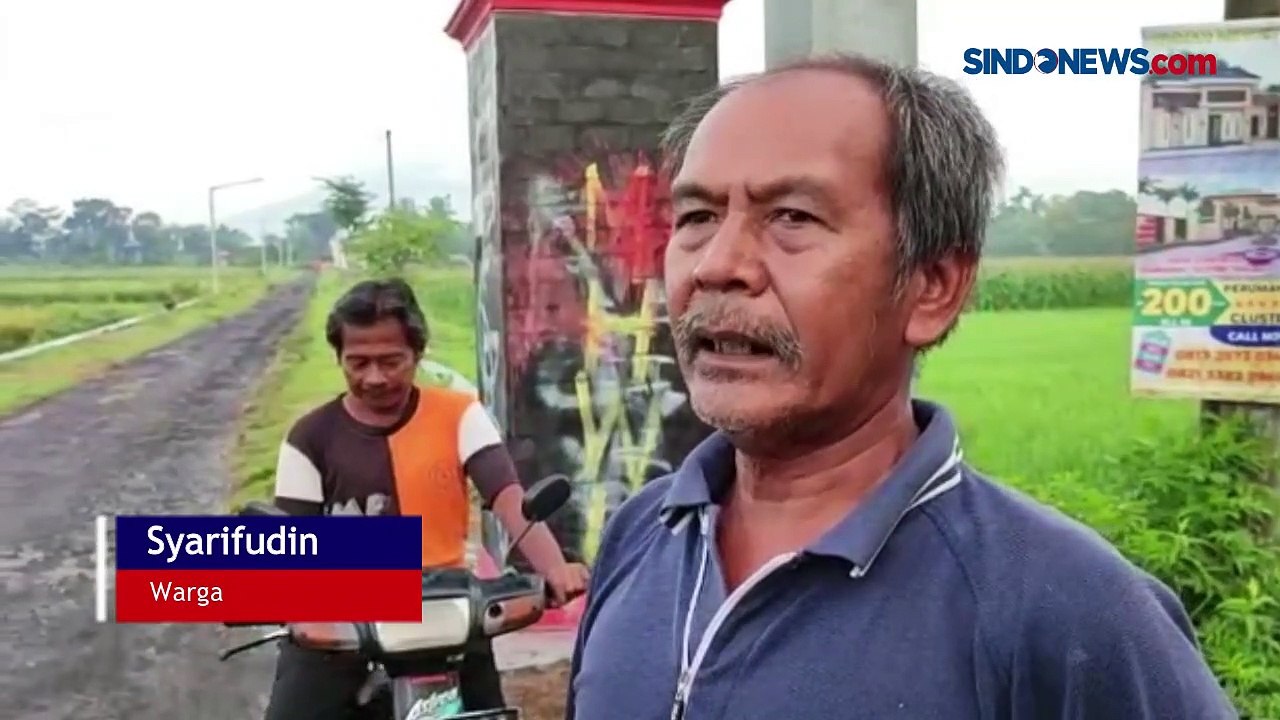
(764, 0), (918, 68)
(1224, 0), (1280, 18)
(446, 0), (725, 567)
(764, 0), (920, 392)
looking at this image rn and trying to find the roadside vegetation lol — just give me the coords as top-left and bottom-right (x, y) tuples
(0, 266), (292, 413)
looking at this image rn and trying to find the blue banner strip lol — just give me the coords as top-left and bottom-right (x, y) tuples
(115, 515), (422, 570)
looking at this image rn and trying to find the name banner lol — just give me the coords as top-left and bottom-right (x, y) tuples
(114, 516), (423, 623)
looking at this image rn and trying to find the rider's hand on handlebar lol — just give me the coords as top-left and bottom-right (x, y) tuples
(545, 562), (590, 608)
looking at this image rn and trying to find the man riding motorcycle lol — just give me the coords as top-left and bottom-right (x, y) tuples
(265, 277), (588, 719)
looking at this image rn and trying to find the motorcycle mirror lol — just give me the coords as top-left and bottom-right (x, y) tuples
(237, 500), (287, 517)
(521, 474), (571, 523)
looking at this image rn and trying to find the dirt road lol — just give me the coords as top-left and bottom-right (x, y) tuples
(0, 276), (313, 719)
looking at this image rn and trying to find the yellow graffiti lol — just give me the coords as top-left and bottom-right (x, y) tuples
(581, 273), (657, 381)
(550, 160), (675, 563)
(584, 163), (601, 249)
(576, 279), (669, 563)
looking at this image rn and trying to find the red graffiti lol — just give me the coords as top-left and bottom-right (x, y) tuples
(582, 154), (671, 293)
(502, 152), (673, 380)
(503, 239), (588, 377)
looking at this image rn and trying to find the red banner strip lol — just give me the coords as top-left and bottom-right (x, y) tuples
(115, 569), (422, 623)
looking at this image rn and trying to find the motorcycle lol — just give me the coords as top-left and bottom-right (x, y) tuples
(219, 474), (574, 720)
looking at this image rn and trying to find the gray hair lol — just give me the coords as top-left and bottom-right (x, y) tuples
(660, 53), (1005, 284)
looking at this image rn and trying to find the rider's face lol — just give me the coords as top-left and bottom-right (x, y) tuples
(338, 319), (418, 414)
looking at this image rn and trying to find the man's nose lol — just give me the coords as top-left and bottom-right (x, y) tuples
(691, 216), (768, 295)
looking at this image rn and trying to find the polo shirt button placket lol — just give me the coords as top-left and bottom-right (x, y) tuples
(674, 550), (799, 719)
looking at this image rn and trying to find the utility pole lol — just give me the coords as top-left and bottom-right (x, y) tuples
(763, 0), (920, 392)
(207, 176), (264, 294)
(208, 189), (219, 294)
(258, 218), (268, 277)
(1208, 0), (1280, 487)
(385, 129), (397, 210)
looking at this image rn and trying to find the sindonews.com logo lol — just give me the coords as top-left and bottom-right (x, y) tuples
(962, 48), (1218, 76)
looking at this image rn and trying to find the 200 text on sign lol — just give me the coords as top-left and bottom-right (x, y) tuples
(114, 515), (423, 623)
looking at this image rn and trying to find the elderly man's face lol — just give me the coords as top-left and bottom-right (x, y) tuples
(665, 70), (959, 442)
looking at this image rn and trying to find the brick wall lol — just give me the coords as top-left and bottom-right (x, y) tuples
(466, 11), (721, 563)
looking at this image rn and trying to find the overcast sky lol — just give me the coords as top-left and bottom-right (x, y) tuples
(0, 0), (1225, 224)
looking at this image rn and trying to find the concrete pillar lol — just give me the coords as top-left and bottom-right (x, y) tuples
(446, 0), (725, 567)
(1224, 0), (1280, 18)
(764, 0), (918, 391)
(764, 0), (918, 68)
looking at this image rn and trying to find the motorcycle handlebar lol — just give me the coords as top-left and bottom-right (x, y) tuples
(219, 574), (565, 631)
(219, 568), (555, 661)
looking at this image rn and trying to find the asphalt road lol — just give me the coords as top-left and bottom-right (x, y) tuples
(0, 276), (313, 719)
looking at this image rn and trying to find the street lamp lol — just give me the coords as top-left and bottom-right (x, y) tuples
(208, 176), (264, 294)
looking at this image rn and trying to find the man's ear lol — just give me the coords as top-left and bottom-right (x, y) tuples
(903, 254), (977, 348)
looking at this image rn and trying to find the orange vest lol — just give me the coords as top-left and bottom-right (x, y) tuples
(386, 385), (474, 568)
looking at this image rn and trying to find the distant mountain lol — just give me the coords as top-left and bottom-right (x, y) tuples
(222, 161), (470, 237)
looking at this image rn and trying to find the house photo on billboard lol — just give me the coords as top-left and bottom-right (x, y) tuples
(1133, 25), (1280, 280)
(1141, 61), (1280, 153)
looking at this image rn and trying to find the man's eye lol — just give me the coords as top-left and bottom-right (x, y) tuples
(770, 208), (817, 226)
(674, 210), (715, 228)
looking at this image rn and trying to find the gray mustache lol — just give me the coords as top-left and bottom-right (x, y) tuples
(672, 301), (803, 370)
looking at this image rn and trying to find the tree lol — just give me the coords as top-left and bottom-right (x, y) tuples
(0, 216), (23, 259)
(347, 206), (450, 275)
(316, 175), (372, 236)
(1176, 183), (1200, 209)
(284, 211), (339, 263)
(5, 199), (62, 260)
(169, 224), (204, 261)
(61, 198), (132, 263)
(987, 188), (1137, 257)
(422, 194), (471, 257)
(0, 194), (263, 265)
(1041, 190), (1137, 256)
(987, 188), (1051, 256)
(131, 211), (175, 265)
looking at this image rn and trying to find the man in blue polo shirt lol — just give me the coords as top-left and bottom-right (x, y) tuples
(565, 54), (1237, 719)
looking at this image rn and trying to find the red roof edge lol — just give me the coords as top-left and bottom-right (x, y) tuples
(445, 0), (731, 51)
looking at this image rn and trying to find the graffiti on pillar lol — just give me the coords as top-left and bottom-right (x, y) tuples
(474, 236), (504, 412)
(503, 152), (708, 562)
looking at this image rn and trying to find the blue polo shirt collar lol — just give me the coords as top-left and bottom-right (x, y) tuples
(658, 400), (963, 575)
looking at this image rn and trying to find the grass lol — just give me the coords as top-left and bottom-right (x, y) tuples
(917, 307), (1198, 484)
(416, 268), (478, 381)
(0, 302), (152, 351)
(0, 266), (294, 414)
